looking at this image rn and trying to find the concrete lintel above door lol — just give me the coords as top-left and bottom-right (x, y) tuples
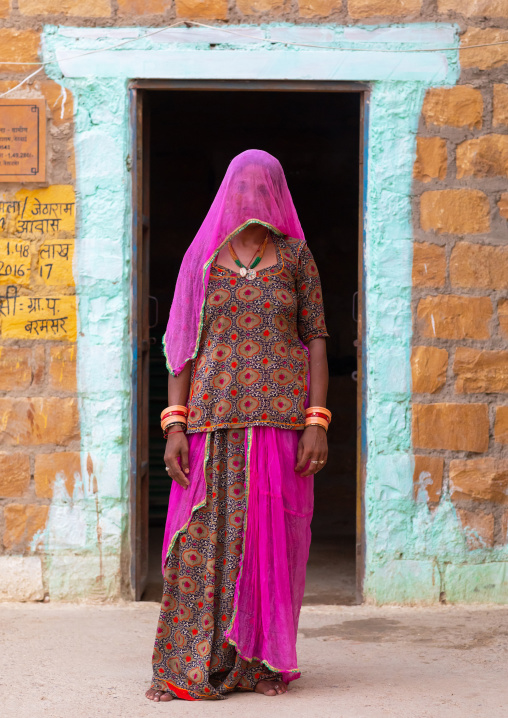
(45, 23), (459, 85)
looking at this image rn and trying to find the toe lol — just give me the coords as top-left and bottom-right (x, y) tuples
(256, 679), (284, 696)
(160, 692), (173, 702)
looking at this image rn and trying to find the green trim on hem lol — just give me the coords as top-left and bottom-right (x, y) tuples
(227, 635), (300, 675)
(224, 426), (300, 677)
(163, 432), (211, 564)
(225, 425), (252, 638)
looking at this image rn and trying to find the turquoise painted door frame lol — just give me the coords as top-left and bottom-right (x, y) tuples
(40, 23), (468, 603)
(130, 78), (368, 601)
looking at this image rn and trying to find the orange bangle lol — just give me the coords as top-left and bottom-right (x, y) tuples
(161, 410), (187, 426)
(161, 411), (187, 423)
(305, 417), (329, 432)
(161, 409), (187, 419)
(306, 406), (331, 420)
(160, 405), (188, 419)
(305, 411), (330, 423)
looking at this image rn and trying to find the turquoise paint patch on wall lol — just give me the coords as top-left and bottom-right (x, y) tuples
(363, 76), (508, 604)
(35, 75), (132, 599)
(38, 22), (508, 604)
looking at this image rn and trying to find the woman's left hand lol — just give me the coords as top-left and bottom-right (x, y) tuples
(295, 425), (328, 477)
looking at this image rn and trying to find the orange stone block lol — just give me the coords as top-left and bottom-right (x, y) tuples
(413, 455), (444, 502)
(49, 344), (77, 392)
(237, 0), (286, 11)
(493, 84), (508, 127)
(413, 137), (447, 183)
(412, 403), (489, 452)
(450, 242), (508, 290)
(0, 0), (9, 17)
(456, 134), (508, 179)
(450, 458), (508, 504)
(456, 507), (494, 550)
(411, 346), (448, 394)
(438, 0), (508, 16)
(18, 0), (111, 15)
(0, 397), (79, 446)
(412, 242), (446, 287)
(454, 347), (508, 393)
(499, 193), (508, 220)
(34, 80), (74, 127)
(422, 86), (483, 129)
(0, 81), (18, 95)
(32, 345), (46, 387)
(416, 295), (492, 340)
(420, 189), (490, 235)
(461, 28), (508, 70)
(3, 504), (49, 551)
(175, 0), (228, 18)
(499, 298), (508, 339)
(0, 29), (40, 72)
(347, 0), (421, 17)
(66, 138), (76, 180)
(34, 451), (81, 499)
(0, 453), (30, 498)
(494, 405), (508, 444)
(0, 346), (32, 391)
(117, 0), (167, 12)
(299, 0), (338, 15)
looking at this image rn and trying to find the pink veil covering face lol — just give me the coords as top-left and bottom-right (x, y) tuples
(163, 149), (305, 375)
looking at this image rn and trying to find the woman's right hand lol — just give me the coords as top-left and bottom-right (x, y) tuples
(164, 431), (190, 489)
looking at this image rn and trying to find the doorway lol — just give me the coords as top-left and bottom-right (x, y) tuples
(131, 82), (364, 603)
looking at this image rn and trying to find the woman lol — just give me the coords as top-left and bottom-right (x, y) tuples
(146, 150), (330, 702)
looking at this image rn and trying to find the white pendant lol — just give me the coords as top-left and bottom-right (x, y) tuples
(246, 269), (257, 280)
(239, 267), (247, 277)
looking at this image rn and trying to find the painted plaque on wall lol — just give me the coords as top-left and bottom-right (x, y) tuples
(0, 99), (46, 182)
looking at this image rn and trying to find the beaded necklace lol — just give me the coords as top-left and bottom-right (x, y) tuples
(228, 232), (269, 280)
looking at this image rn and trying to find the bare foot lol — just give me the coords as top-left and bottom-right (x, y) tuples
(255, 679), (288, 696)
(145, 688), (173, 702)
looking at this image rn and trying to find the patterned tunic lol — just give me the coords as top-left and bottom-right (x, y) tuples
(187, 235), (328, 433)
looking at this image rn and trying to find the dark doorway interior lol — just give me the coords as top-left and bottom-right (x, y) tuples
(143, 88), (360, 604)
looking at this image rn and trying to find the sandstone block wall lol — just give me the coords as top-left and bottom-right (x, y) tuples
(412, 4), (508, 550)
(0, 0), (507, 599)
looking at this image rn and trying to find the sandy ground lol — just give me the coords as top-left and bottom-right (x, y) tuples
(1, 602), (507, 718)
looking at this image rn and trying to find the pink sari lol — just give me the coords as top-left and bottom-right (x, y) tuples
(162, 150), (313, 681)
(161, 426), (313, 682)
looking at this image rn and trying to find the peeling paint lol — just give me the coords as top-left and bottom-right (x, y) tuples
(415, 470), (433, 504)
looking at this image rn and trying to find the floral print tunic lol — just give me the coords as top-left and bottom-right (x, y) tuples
(186, 235), (328, 433)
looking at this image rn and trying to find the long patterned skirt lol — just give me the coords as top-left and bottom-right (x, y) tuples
(151, 428), (279, 700)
